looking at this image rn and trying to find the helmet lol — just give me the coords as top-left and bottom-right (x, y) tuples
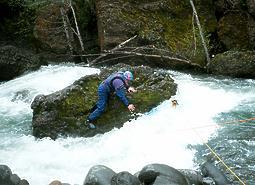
(124, 71), (134, 81)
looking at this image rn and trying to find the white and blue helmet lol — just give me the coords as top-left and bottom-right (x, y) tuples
(124, 71), (134, 81)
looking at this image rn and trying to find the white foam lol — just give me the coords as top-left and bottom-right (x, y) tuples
(0, 67), (255, 185)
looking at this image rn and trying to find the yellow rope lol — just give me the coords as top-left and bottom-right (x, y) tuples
(223, 117), (255, 124)
(204, 142), (246, 185)
(179, 117), (255, 132)
(193, 129), (246, 185)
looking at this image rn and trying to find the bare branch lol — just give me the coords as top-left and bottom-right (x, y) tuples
(87, 50), (202, 68)
(192, 12), (197, 55)
(89, 35), (137, 66)
(68, 0), (85, 51)
(71, 27), (78, 36)
(112, 35), (137, 51)
(71, 53), (102, 57)
(109, 50), (192, 64)
(91, 55), (137, 65)
(60, 7), (73, 53)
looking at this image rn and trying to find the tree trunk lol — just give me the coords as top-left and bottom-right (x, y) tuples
(60, 7), (73, 53)
(69, 0), (85, 51)
(189, 0), (211, 67)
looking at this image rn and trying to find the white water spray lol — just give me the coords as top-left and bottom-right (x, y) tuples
(0, 65), (253, 185)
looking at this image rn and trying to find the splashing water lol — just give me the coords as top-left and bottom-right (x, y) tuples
(0, 64), (254, 184)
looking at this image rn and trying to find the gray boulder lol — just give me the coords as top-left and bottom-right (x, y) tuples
(179, 169), (203, 185)
(0, 45), (42, 81)
(208, 51), (255, 78)
(0, 164), (29, 185)
(201, 162), (231, 185)
(137, 163), (188, 185)
(111, 171), (141, 185)
(84, 165), (116, 185)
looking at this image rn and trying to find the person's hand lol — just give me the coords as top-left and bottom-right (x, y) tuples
(128, 104), (135, 112)
(128, 87), (137, 93)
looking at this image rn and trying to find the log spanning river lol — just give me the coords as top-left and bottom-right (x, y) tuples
(0, 64), (254, 184)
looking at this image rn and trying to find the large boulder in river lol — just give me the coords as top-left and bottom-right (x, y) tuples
(208, 51), (255, 78)
(0, 45), (42, 81)
(31, 64), (177, 139)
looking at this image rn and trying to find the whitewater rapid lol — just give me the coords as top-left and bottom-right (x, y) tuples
(0, 64), (253, 185)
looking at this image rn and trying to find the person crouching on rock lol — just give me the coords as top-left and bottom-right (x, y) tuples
(85, 71), (136, 129)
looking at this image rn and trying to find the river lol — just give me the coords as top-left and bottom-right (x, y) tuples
(0, 63), (254, 185)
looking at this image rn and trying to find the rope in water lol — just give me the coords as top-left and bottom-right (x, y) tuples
(203, 142), (246, 185)
(193, 129), (246, 185)
(179, 117), (255, 131)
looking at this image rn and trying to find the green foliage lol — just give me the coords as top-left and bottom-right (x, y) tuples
(1, 0), (38, 42)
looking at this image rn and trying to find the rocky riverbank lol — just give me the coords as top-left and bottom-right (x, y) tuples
(1, 162), (230, 185)
(0, 0), (255, 81)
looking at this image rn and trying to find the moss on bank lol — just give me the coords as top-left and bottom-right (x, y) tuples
(112, 0), (217, 66)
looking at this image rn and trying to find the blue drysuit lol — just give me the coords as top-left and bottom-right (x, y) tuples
(88, 72), (130, 122)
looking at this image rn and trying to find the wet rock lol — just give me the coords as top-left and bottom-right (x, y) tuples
(111, 171), (141, 185)
(137, 163), (188, 185)
(0, 164), (29, 185)
(49, 180), (69, 185)
(0, 45), (42, 81)
(208, 50), (255, 78)
(202, 177), (216, 185)
(83, 165), (116, 185)
(31, 64), (177, 139)
(19, 179), (29, 185)
(0, 165), (12, 183)
(179, 169), (203, 185)
(83, 164), (210, 185)
(201, 161), (231, 185)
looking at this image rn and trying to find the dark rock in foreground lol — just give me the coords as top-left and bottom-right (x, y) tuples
(201, 162), (231, 185)
(0, 165), (29, 185)
(138, 164), (188, 184)
(31, 64), (177, 139)
(1, 163), (225, 185)
(83, 163), (212, 185)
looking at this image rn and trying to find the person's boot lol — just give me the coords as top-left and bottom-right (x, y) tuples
(85, 119), (96, 129)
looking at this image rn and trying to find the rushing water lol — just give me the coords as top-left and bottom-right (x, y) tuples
(0, 64), (254, 185)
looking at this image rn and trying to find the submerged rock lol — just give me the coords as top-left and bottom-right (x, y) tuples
(31, 64), (177, 139)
